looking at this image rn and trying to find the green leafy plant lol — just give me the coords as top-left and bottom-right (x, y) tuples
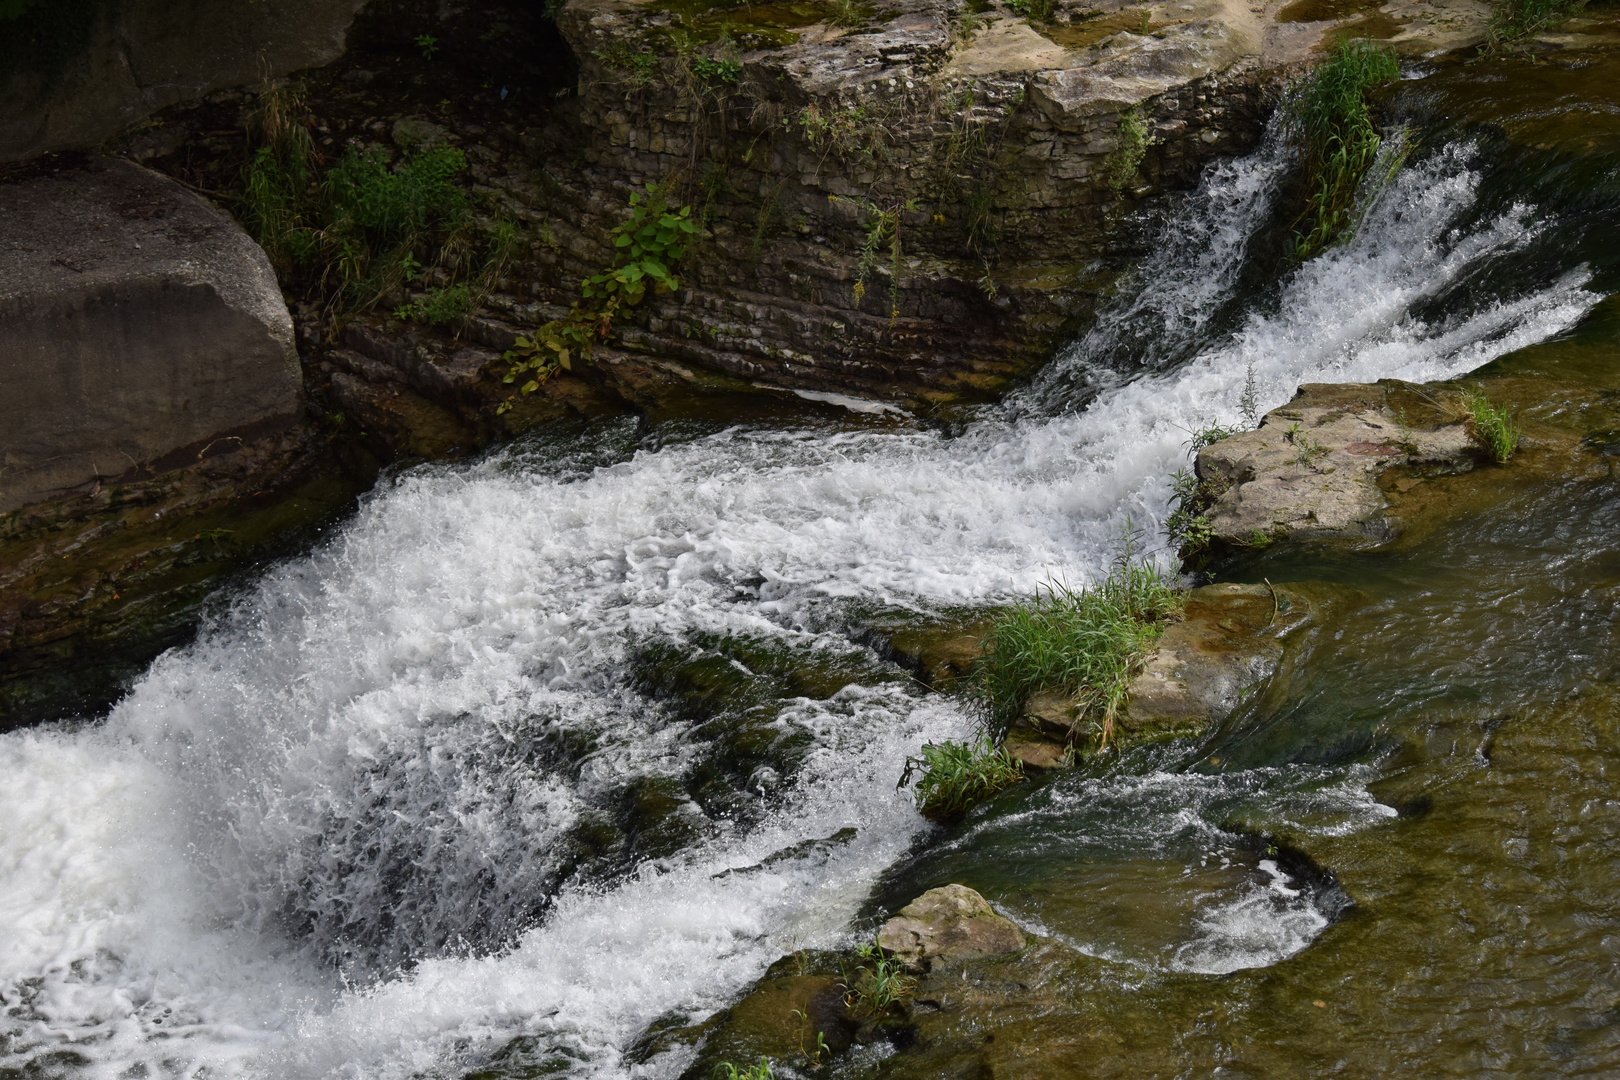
(1282, 422), (1329, 467)
(394, 283), (471, 326)
(711, 1058), (774, 1080)
(596, 41), (659, 86)
(1282, 39), (1400, 259)
(899, 736), (1025, 820)
(971, 563), (1184, 747)
(414, 33), (439, 59)
(1463, 387), (1521, 463)
(1166, 468), (1218, 559)
(500, 186), (699, 407)
(1238, 363), (1261, 427)
(1103, 105), (1155, 194)
(829, 0), (870, 26)
(832, 195), (917, 319)
(692, 55), (742, 83)
(1006, 0), (1054, 19)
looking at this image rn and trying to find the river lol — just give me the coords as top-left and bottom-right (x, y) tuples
(2, 53), (1617, 1080)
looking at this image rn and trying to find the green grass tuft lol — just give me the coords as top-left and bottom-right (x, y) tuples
(899, 736), (1024, 821)
(971, 563), (1184, 745)
(1283, 39), (1400, 260)
(1463, 387), (1521, 463)
(1488, 0), (1586, 47)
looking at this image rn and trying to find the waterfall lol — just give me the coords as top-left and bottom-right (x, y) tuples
(0, 128), (1600, 1080)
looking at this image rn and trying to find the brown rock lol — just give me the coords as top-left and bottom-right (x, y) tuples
(878, 884), (1026, 969)
(1196, 381), (1482, 550)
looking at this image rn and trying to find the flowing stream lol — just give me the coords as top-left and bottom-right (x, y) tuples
(3, 64), (1618, 1080)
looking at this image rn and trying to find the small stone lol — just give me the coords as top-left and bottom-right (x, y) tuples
(877, 884), (1025, 969)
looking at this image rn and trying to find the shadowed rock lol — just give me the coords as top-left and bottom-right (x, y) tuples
(0, 157), (300, 514)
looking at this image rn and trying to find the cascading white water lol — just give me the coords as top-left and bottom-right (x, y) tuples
(0, 134), (1602, 1080)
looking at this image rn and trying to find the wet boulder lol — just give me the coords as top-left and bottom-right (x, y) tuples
(0, 157), (300, 514)
(1196, 381), (1482, 551)
(877, 884), (1026, 970)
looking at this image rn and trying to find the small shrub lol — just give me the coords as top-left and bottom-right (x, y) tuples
(899, 736), (1025, 820)
(693, 55), (741, 83)
(1104, 105), (1155, 194)
(500, 186), (699, 407)
(1463, 387), (1521, 463)
(1166, 468), (1218, 559)
(971, 564), (1184, 746)
(1283, 39), (1400, 259)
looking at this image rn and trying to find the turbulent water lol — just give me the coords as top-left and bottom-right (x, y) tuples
(0, 121), (1605, 1079)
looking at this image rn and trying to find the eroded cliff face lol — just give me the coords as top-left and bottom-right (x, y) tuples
(499, 0), (1275, 405)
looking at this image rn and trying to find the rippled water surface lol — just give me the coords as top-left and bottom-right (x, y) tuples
(3, 54), (1620, 1080)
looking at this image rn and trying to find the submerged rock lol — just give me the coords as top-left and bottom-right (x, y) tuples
(877, 884), (1026, 970)
(1196, 381), (1483, 550)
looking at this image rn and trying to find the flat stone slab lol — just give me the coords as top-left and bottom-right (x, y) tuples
(0, 157), (299, 513)
(878, 884), (1026, 970)
(1197, 381), (1483, 549)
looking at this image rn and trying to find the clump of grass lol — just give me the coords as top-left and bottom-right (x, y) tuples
(971, 561), (1184, 746)
(1283, 39), (1400, 260)
(1488, 0), (1587, 48)
(898, 736), (1024, 821)
(842, 940), (917, 1021)
(1463, 387), (1521, 463)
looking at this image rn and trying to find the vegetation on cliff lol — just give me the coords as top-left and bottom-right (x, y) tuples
(1283, 39), (1401, 260)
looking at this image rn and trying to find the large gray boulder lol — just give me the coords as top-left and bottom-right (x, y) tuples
(0, 157), (300, 514)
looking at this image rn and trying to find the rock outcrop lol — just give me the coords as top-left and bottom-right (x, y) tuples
(877, 883), (1027, 969)
(1195, 381), (1483, 549)
(1002, 581), (1325, 767)
(0, 156), (301, 513)
(0, 0), (370, 162)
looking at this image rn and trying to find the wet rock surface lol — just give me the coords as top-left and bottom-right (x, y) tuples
(877, 884), (1027, 969)
(1198, 380), (1484, 549)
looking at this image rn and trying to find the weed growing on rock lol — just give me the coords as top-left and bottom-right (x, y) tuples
(1283, 39), (1400, 259)
(1463, 387), (1521, 463)
(711, 1057), (774, 1080)
(499, 186), (699, 407)
(899, 736), (1025, 820)
(1104, 105), (1155, 194)
(1488, 0), (1586, 47)
(1166, 468), (1218, 559)
(971, 565), (1184, 745)
(833, 195), (917, 318)
(394, 283), (471, 326)
(841, 941), (918, 1020)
